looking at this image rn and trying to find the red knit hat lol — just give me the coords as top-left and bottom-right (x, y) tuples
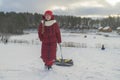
(44, 10), (53, 16)
(43, 10), (54, 20)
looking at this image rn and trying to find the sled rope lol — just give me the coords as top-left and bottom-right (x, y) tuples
(59, 44), (63, 60)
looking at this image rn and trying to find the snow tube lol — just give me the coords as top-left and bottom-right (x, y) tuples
(55, 58), (73, 66)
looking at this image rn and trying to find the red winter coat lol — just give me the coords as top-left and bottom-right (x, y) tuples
(38, 20), (61, 66)
(38, 20), (61, 43)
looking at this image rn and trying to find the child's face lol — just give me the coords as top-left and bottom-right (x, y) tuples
(45, 14), (51, 20)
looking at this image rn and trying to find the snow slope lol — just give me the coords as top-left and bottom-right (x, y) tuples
(0, 32), (120, 80)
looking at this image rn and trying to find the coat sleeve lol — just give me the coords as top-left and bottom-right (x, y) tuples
(38, 23), (43, 41)
(55, 23), (62, 43)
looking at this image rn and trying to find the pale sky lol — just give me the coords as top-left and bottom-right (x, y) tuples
(0, 0), (120, 17)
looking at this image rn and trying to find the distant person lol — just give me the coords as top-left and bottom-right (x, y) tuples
(101, 44), (105, 50)
(38, 10), (62, 70)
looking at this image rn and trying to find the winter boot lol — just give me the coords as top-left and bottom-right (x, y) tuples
(47, 66), (52, 70)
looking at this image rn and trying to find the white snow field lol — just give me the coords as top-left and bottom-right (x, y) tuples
(0, 31), (120, 80)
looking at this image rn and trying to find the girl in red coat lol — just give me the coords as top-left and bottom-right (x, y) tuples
(38, 10), (62, 70)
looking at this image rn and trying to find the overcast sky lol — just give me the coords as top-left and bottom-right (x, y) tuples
(0, 0), (120, 17)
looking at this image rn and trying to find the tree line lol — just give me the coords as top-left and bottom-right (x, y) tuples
(0, 11), (120, 34)
(0, 12), (42, 34)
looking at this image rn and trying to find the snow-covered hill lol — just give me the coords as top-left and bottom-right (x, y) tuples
(0, 31), (120, 80)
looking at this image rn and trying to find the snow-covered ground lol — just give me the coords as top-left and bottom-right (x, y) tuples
(0, 31), (120, 80)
